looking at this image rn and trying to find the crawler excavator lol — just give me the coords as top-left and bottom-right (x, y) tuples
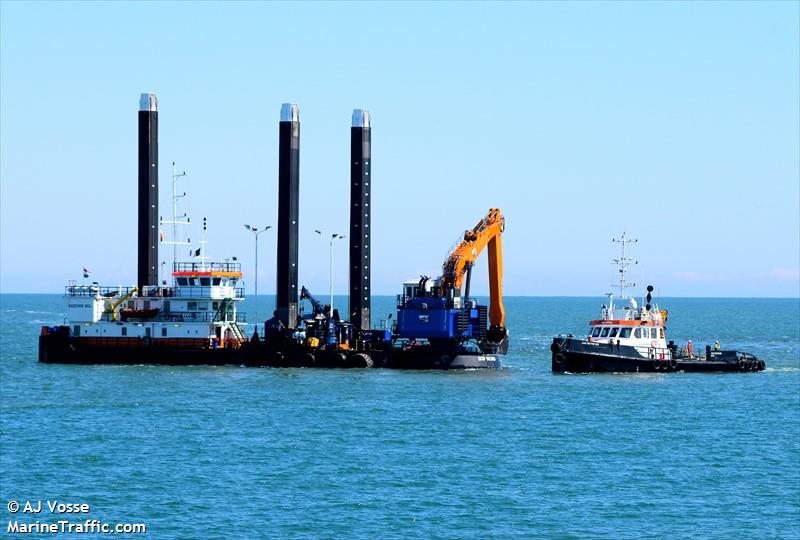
(394, 208), (509, 367)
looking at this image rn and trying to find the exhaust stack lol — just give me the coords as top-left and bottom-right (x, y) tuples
(276, 103), (300, 328)
(349, 109), (371, 332)
(137, 93), (159, 290)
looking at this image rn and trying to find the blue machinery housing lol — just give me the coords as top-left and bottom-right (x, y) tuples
(397, 297), (488, 341)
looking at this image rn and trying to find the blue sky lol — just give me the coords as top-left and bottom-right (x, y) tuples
(1, 1), (798, 297)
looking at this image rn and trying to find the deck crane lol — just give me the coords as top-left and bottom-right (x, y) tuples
(107, 287), (138, 322)
(300, 286), (348, 349)
(395, 208), (509, 354)
(300, 286), (328, 318)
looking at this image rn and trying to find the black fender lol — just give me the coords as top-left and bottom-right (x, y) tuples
(349, 353), (374, 368)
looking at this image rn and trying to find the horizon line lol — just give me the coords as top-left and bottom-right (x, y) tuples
(0, 292), (797, 300)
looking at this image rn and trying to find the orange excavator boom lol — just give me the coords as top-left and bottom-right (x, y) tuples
(440, 208), (505, 329)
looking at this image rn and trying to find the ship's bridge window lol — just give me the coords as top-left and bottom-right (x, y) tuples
(177, 277), (188, 286)
(634, 328), (641, 338)
(200, 277), (211, 286)
(190, 278), (199, 287)
(609, 328), (619, 338)
(212, 277), (221, 286)
(600, 327), (610, 337)
(619, 328), (632, 338)
(229, 278), (237, 287)
(188, 301), (197, 311)
(591, 327), (601, 338)
(651, 328), (658, 339)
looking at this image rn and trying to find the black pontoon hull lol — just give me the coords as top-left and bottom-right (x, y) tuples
(38, 333), (500, 370)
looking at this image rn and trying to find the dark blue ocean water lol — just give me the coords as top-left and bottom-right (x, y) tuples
(1, 294), (799, 538)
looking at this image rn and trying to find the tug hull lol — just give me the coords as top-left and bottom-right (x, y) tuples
(551, 337), (764, 374)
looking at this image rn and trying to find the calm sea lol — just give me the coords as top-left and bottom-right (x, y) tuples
(1, 294), (799, 538)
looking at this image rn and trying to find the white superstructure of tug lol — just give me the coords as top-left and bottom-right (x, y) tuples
(584, 233), (670, 358)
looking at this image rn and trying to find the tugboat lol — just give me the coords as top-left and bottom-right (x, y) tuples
(550, 234), (765, 374)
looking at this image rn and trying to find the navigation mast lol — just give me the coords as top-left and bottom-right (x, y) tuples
(197, 217), (212, 271)
(612, 232), (637, 299)
(160, 162), (191, 278)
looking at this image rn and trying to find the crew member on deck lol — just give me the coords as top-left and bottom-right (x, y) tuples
(714, 340), (721, 351)
(687, 339), (694, 358)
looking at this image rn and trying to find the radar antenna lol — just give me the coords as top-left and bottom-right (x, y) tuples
(611, 232), (637, 299)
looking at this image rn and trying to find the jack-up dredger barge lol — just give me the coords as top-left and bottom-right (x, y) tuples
(39, 94), (509, 369)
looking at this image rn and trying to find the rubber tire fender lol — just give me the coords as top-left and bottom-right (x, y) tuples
(555, 352), (566, 367)
(271, 351), (284, 367)
(669, 358), (677, 370)
(350, 353), (374, 368)
(738, 358), (747, 371)
(334, 351), (348, 367)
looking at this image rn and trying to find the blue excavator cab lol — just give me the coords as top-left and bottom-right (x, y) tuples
(395, 277), (489, 341)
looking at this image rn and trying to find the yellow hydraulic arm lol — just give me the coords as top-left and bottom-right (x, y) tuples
(110, 287), (138, 321)
(440, 208), (505, 329)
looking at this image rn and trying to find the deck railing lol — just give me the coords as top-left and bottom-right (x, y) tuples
(173, 262), (242, 273)
(66, 285), (244, 299)
(100, 311), (246, 323)
(66, 285), (138, 297)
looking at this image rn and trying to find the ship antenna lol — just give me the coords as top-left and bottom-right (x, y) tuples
(159, 161), (190, 278)
(611, 232), (637, 299)
(198, 217), (211, 271)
